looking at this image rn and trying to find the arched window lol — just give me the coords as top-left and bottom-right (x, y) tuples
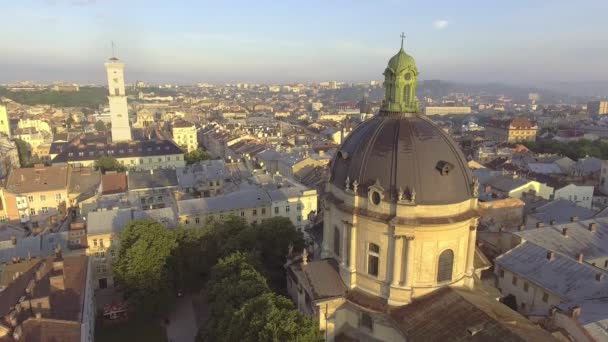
(368, 243), (380, 277)
(437, 249), (454, 282)
(333, 226), (340, 257)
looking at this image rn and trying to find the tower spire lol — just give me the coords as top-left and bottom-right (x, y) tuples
(111, 41), (116, 59)
(400, 32), (406, 50)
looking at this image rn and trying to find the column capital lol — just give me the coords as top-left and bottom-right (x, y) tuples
(398, 235), (415, 241)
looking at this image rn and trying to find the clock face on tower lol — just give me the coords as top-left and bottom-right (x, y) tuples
(404, 73), (411, 81)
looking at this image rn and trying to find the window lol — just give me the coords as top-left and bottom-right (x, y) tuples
(286, 205), (290, 213)
(99, 239), (104, 247)
(512, 275), (518, 286)
(93, 239), (97, 247)
(240, 211), (245, 217)
(41, 207), (48, 214)
(297, 215), (302, 222)
(437, 249), (454, 282)
(253, 209), (257, 216)
(542, 292), (549, 303)
(297, 204), (302, 211)
(195, 217), (200, 224)
(605, 260), (608, 268)
(274, 207), (279, 214)
(333, 226), (340, 257)
(30, 208), (35, 215)
(114, 88), (120, 96)
(368, 243), (380, 277)
(40, 195), (46, 201)
(360, 313), (373, 332)
(261, 208), (266, 215)
(28, 196), (34, 202)
(55, 193), (61, 201)
(523, 282), (529, 292)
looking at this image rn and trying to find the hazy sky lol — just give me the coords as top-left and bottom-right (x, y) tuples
(1, 0), (608, 85)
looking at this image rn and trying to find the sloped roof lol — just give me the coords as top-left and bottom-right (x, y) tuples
(391, 287), (558, 342)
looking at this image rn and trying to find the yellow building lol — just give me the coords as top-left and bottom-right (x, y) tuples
(86, 208), (133, 289)
(4, 164), (70, 226)
(172, 120), (198, 152)
(0, 103), (11, 138)
(485, 117), (537, 143)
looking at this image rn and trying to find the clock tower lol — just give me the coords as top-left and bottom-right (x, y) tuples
(105, 56), (132, 142)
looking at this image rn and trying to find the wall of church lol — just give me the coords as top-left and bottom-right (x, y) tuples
(323, 184), (478, 305)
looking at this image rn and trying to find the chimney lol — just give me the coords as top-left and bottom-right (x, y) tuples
(536, 222), (544, 228)
(562, 228), (569, 237)
(577, 253), (584, 263)
(570, 216), (578, 222)
(589, 223), (598, 233)
(569, 306), (582, 319)
(547, 251), (555, 261)
(595, 273), (604, 282)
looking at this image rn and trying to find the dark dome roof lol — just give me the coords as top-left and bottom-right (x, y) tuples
(330, 114), (473, 205)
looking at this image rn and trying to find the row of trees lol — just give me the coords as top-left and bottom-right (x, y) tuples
(524, 138), (608, 160)
(113, 217), (319, 340)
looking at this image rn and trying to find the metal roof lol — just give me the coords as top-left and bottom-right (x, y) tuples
(330, 115), (473, 205)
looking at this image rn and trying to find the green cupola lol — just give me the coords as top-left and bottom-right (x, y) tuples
(381, 35), (419, 113)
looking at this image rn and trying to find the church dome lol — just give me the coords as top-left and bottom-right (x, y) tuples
(330, 114), (474, 205)
(387, 48), (417, 74)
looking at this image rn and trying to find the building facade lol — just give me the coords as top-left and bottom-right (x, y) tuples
(485, 117), (538, 143)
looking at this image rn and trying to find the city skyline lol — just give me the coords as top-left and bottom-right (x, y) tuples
(1, 0), (608, 85)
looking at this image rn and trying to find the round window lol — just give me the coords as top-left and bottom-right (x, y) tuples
(371, 191), (381, 205)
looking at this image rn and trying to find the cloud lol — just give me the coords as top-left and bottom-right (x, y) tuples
(433, 19), (449, 30)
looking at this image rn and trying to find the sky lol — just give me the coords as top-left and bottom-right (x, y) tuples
(1, 0), (608, 85)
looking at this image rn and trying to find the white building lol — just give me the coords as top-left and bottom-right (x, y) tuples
(105, 56), (132, 142)
(553, 184), (594, 209)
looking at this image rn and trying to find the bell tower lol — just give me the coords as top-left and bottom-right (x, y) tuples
(381, 33), (419, 113)
(105, 53), (132, 142)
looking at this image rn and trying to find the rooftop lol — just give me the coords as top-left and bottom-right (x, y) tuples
(391, 287), (558, 341)
(6, 165), (69, 194)
(496, 242), (608, 301)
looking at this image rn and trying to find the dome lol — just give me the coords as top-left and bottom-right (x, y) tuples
(330, 114), (474, 205)
(386, 48), (417, 74)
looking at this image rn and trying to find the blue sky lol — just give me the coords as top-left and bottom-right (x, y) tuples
(1, 0), (607, 85)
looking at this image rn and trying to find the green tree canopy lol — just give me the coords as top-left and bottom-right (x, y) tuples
(230, 292), (321, 342)
(94, 156), (126, 173)
(184, 149), (211, 165)
(200, 252), (320, 342)
(113, 220), (179, 316)
(94, 120), (107, 132)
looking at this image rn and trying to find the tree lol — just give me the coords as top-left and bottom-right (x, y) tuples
(15, 139), (30, 167)
(184, 149), (211, 165)
(94, 156), (126, 173)
(229, 293), (321, 342)
(113, 220), (179, 316)
(201, 252), (270, 341)
(199, 252), (321, 342)
(246, 217), (305, 292)
(94, 120), (107, 132)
